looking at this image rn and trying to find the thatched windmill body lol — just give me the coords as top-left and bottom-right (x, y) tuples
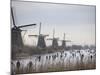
(29, 23), (49, 48)
(60, 33), (71, 48)
(47, 29), (59, 49)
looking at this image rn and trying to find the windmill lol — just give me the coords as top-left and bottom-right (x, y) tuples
(47, 29), (59, 49)
(29, 22), (49, 48)
(11, 7), (36, 47)
(60, 33), (71, 48)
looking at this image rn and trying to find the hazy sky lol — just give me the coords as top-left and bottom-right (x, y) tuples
(11, 1), (96, 46)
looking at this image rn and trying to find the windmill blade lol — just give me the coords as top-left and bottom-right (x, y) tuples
(54, 37), (59, 40)
(63, 33), (65, 40)
(59, 39), (71, 42)
(21, 30), (27, 31)
(47, 38), (53, 40)
(39, 22), (41, 35)
(44, 34), (49, 37)
(28, 35), (38, 37)
(66, 40), (71, 42)
(18, 24), (36, 28)
(22, 30), (27, 39)
(11, 7), (16, 27)
(53, 28), (55, 39)
(56, 38), (59, 40)
(59, 39), (65, 41)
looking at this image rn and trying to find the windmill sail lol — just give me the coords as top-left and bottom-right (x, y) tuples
(39, 22), (41, 35)
(47, 29), (59, 48)
(11, 7), (16, 27)
(18, 24), (36, 28)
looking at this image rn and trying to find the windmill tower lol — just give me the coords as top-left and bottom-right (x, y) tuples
(11, 7), (36, 47)
(47, 29), (59, 49)
(29, 23), (49, 48)
(61, 33), (71, 48)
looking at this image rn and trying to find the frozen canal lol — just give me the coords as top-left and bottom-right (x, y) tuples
(12, 49), (96, 74)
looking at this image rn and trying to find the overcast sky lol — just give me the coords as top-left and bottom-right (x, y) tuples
(11, 1), (96, 46)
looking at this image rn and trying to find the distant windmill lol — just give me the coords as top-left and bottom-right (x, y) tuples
(47, 29), (59, 49)
(60, 33), (71, 48)
(29, 22), (49, 48)
(11, 7), (36, 47)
